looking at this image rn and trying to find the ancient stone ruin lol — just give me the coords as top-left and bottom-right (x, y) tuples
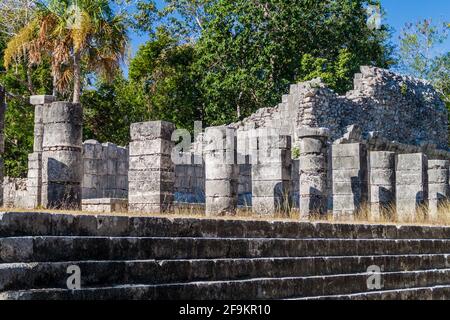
(1, 66), (450, 221)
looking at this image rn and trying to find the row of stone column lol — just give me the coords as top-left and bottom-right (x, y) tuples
(331, 143), (449, 221)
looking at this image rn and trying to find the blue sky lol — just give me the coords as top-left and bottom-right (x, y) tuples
(126, 0), (450, 68)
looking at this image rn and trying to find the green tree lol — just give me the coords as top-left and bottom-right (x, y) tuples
(4, 0), (128, 103)
(398, 19), (450, 104)
(192, 0), (394, 125)
(81, 75), (148, 145)
(129, 29), (202, 130)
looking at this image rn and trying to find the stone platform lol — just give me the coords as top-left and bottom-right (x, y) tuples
(0, 211), (449, 300)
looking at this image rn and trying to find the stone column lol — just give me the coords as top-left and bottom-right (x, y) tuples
(128, 121), (175, 213)
(41, 101), (83, 209)
(368, 151), (396, 220)
(251, 131), (292, 216)
(396, 153), (428, 221)
(331, 143), (368, 219)
(427, 160), (448, 220)
(297, 127), (329, 218)
(204, 126), (239, 216)
(27, 95), (55, 208)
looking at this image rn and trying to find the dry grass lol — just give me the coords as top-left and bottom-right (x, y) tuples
(1, 201), (450, 226)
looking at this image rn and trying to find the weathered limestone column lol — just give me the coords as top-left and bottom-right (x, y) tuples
(331, 143), (368, 219)
(128, 121), (175, 213)
(396, 153), (428, 221)
(30, 95), (55, 152)
(27, 95), (55, 208)
(297, 127), (329, 218)
(427, 160), (449, 220)
(41, 101), (83, 209)
(368, 151), (396, 220)
(204, 126), (239, 216)
(251, 133), (292, 216)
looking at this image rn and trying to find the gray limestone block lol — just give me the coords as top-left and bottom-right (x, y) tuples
(128, 170), (175, 183)
(129, 139), (174, 157)
(117, 161), (128, 175)
(128, 193), (174, 205)
(129, 180), (173, 193)
(83, 140), (103, 159)
(428, 184), (447, 199)
(103, 142), (118, 159)
(299, 155), (326, 171)
(130, 121), (176, 141)
(252, 197), (279, 215)
(252, 180), (291, 197)
(331, 143), (364, 158)
(128, 202), (172, 213)
(205, 164), (239, 180)
(251, 163), (291, 181)
(82, 174), (102, 189)
(396, 153), (427, 171)
(333, 181), (362, 196)
(298, 138), (326, 155)
(300, 195), (328, 216)
(369, 151), (395, 168)
(296, 126), (330, 139)
(30, 95), (55, 105)
(83, 159), (98, 175)
(42, 123), (83, 148)
(42, 151), (83, 183)
(369, 169), (395, 185)
(396, 184), (426, 200)
(332, 195), (361, 211)
(428, 160), (449, 170)
(82, 187), (99, 199)
(205, 180), (238, 197)
(332, 155), (364, 170)
(107, 159), (118, 175)
(332, 169), (363, 183)
(205, 196), (237, 216)
(129, 154), (173, 171)
(396, 172), (425, 185)
(427, 169), (448, 184)
(369, 186), (395, 203)
(43, 101), (82, 125)
(299, 174), (327, 195)
(116, 175), (128, 190)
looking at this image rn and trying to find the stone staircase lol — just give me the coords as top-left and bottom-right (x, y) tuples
(0, 212), (449, 300)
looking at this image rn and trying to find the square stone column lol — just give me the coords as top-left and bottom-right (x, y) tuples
(368, 151), (396, 220)
(331, 143), (368, 219)
(427, 160), (448, 220)
(297, 127), (330, 218)
(128, 121), (176, 213)
(204, 126), (239, 216)
(396, 153), (428, 221)
(27, 95), (55, 208)
(251, 132), (292, 216)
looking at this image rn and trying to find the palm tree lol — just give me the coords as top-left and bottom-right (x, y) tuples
(3, 0), (128, 103)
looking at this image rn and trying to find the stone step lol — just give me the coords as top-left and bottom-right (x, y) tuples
(293, 285), (450, 300)
(1, 237), (449, 263)
(1, 212), (450, 240)
(2, 269), (450, 300)
(1, 255), (449, 291)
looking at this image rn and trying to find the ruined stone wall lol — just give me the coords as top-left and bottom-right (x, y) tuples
(82, 140), (128, 199)
(2, 177), (28, 208)
(230, 66), (448, 150)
